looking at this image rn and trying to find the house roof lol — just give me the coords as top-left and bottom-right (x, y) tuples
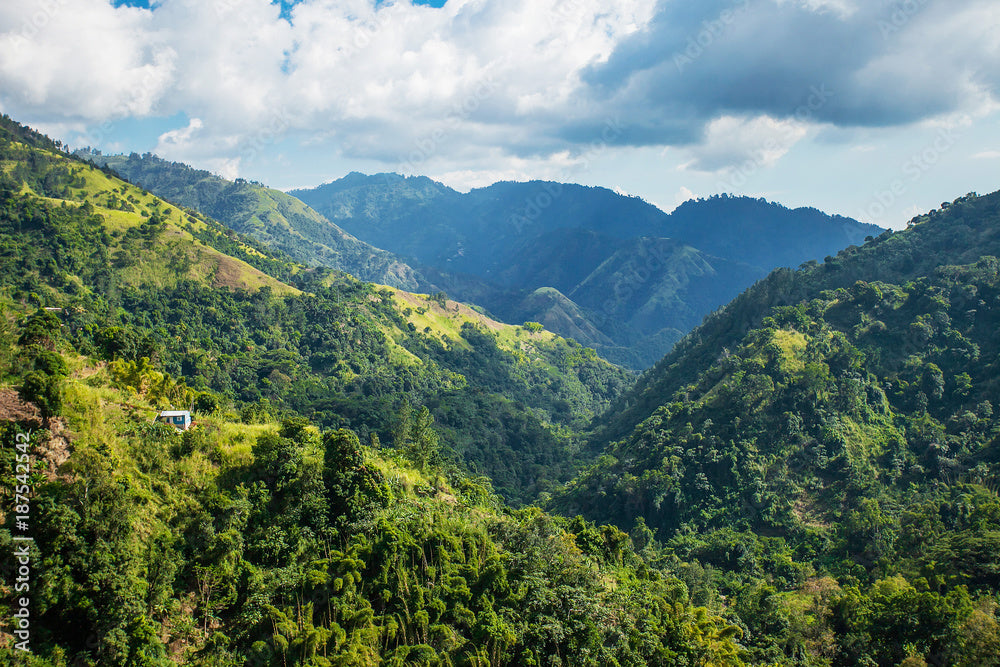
(159, 410), (190, 417)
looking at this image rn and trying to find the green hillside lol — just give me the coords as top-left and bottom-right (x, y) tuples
(552, 189), (1000, 664)
(74, 160), (879, 370)
(0, 319), (743, 665)
(0, 114), (753, 667)
(1, 115), (631, 506)
(8, 113), (1000, 665)
(77, 152), (427, 291)
(2, 126), (298, 297)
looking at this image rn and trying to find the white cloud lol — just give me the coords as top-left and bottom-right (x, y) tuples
(2, 0), (654, 151)
(0, 0), (997, 190)
(0, 0), (175, 121)
(672, 185), (697, 208)
(682, 114), (810, 173)
(156, 117), (203, 149)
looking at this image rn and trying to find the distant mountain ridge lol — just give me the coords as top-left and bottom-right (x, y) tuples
(292, 173), (883, 367)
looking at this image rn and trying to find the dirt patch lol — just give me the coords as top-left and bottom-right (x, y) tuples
(0, 388), (41, 425)
(211, 255), (252, 290)
(0, 391), (72, 479)
(36, 418), (72, 480)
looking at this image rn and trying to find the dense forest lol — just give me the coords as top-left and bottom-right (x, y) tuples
(554, 189), (1000, 664)
(0, 115), (749, 664)
(5, 112), (1000, 666)
(1, 115), (634, 505)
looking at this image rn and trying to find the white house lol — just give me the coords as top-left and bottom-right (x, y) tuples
(158, 410), (192, 430)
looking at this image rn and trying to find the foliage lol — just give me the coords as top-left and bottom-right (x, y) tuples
(78, 150), (426, 291)
(2, 114), (631, 507)
(0, 349), (742, 666)
(553, 188), (1000, 664)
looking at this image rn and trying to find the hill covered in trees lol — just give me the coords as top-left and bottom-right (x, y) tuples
(7, 114), (1000, 665)
(78, 157), (879, 370)
(0, 320), (741, 665)
(0, 115), (754, 665)
(3, 115), (631, 506)
(552, 189), (1000, 664)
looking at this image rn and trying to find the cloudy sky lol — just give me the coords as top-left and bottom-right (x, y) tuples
(2, 0), (998, 229)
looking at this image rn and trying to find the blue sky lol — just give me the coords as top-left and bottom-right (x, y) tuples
(3, 0), (999, 229)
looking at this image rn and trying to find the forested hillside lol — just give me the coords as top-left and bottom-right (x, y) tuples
(0, 115), (757, 665)
(1, 115), (630, 505)
(0, 318), (741, 665)
(553, 190), (1000, 664)
(77, 160), (879, 370)
(7, 113), (1000, 666)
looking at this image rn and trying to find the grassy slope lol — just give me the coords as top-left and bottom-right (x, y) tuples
(82, 152), (425, 291)
(3, 142), (296, 296)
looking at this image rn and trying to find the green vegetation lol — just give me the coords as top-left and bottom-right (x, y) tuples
(7, 114), (1000, 665)
(0, 339), (743, 665)
(554, 189), (1000, 664)
(0, 117), (742, 662)
(77, 151), (426, 291)
(1, 114), (632, 506)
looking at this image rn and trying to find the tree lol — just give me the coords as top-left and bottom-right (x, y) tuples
(407, 406), (439, 472)
(19, 370), (62, 422)
(18, 308), (62, 349)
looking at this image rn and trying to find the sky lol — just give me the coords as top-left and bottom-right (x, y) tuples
(1, 0), (999, 230)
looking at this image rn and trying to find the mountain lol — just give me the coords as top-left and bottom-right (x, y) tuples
(551, 189), (1000, 664)
(663, 195), (878, 270)
(7, 115), (1000, 665)
(0, 112), (751, 667)
(5, 116), (633, 506)
(63, 156), (879, 369)
(292, 174), (883, 367)
(76, 151), (428, 291)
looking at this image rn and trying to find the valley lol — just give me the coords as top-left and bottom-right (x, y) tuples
(3, 114), (1000, 666)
